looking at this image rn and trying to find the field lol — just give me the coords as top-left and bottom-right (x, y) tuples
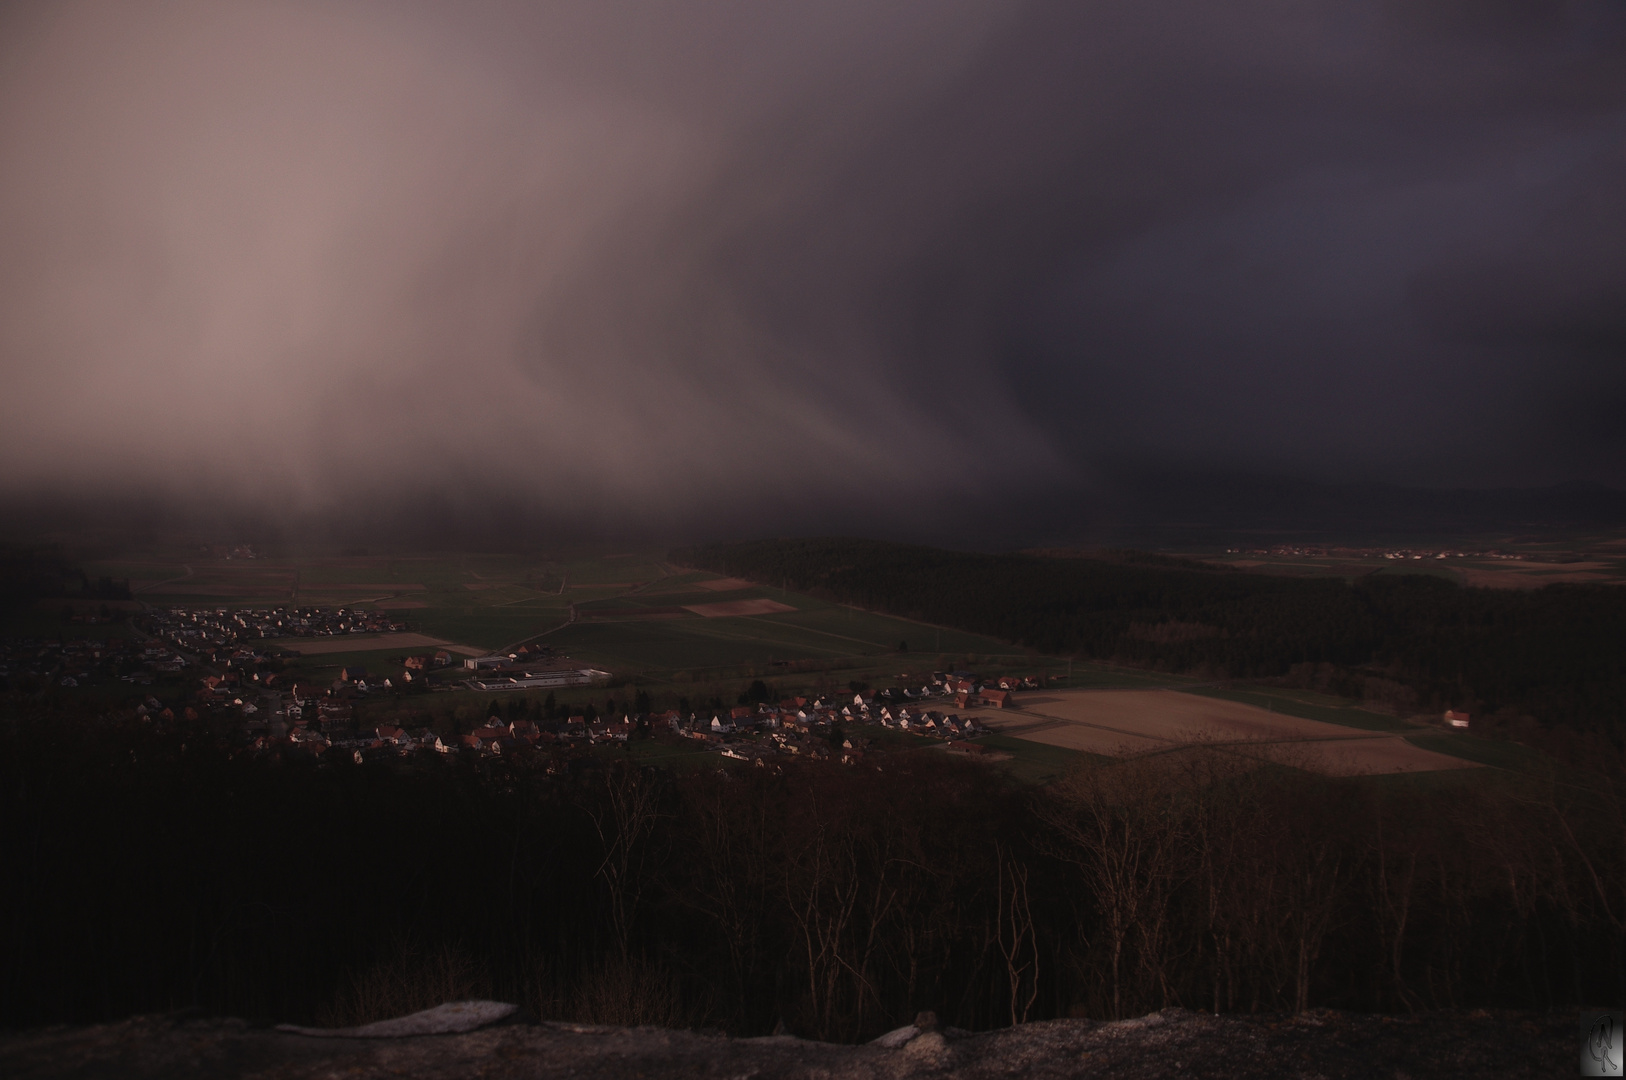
(683, 598), (797, 617)
(76, 542), (1520, 782)
(965, 689), (1480, 776)
(279, 633), (483, 657)
(86, 546), (1110, 692)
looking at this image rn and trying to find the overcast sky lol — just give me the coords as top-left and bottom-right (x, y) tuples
(1, 1), (1623, 538)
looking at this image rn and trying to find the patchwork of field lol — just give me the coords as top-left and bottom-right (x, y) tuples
(100, 548), (1023, 665)
(975, 689), (1478, 776)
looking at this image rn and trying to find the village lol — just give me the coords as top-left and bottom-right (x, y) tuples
(109, 674), (1029, 771)
(140, 604), (407, 647)
(229, 670), (1025, 768)
(2, 600), (1039, 773)
(0, 632), (185, 689)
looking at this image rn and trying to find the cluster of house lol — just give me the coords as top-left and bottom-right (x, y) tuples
(229, 670), (1030, 766)
(660, 694), (995, 766)
(0, 636), (188, 688)
(140, 605), (406, 652)
(119, 661), (1033, 769)
(910, 669), (1036, 708)
(239, 696), (997, 768)
(1223, 545), (1516, 562)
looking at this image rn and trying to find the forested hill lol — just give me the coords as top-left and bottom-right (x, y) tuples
(672, 538), (1626, 740)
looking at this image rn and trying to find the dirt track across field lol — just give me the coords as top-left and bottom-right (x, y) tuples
(971, 689), (1479, 776)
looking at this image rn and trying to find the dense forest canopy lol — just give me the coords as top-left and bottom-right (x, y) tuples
(673, 538), (1626, 741)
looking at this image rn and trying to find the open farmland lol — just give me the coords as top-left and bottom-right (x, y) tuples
(692, 577), (755, 591)
(683, 598), (797, 617)
(278, 633), (482, 657)
(970, 689), (1479, 776)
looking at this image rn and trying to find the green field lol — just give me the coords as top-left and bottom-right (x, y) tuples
(1403, 731), (1546, 772)
(1183, 686), (1417, 732)
(968, 733), (1090, 784)
(80, 545), (1048, 689)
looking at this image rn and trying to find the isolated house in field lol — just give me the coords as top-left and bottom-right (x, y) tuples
(977, 689), (1011, 709)
(1444, 710), (1470, 728)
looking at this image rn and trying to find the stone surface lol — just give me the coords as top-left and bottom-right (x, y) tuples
(0, 1007), (1571, 1079)
(275, 1000), (519, 1038)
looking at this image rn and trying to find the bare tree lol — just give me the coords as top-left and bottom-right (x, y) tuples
(1037, 754), (1192, 1018)
(995, 840), (1040, 1026)
(581, 761), (663, 962)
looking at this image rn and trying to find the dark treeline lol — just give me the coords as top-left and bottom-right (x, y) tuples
(674, 538), (1626, 741)
(3, 705), (1622, 1037)
(0, 544), (130, 604)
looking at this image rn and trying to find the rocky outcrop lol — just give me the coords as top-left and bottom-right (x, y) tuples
(0, 1005), (1568, 1079)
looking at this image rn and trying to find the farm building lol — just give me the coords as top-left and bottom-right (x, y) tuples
(465, 668), (609, 691)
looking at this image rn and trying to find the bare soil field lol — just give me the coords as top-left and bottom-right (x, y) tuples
(281, 633), (481, 656)
(683, 599), (797, 617)
(973, 690), (1478, 776)
(372, 599), (428, 609)
(694, 577), (755, 591)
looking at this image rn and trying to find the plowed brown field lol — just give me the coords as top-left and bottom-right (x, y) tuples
(970, 689), (1478, 776)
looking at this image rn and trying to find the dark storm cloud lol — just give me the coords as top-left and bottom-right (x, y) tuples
(0, 0), (1622, 538)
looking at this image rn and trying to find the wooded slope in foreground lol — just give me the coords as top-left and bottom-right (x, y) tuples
(3, 706), (1622, 1036)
